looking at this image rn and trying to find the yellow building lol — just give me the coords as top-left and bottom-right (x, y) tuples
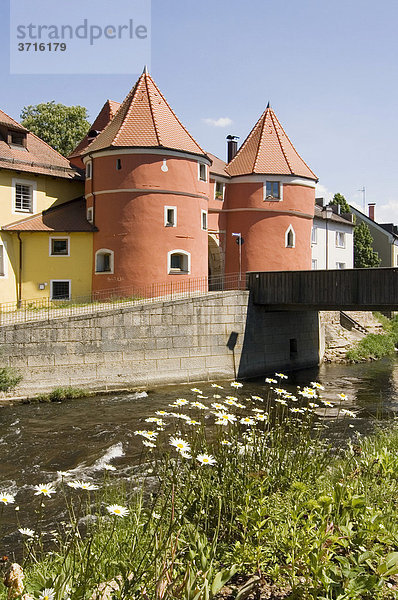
(0, 108), (88, 304)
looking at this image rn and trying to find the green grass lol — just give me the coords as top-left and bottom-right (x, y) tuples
(35, 386), (87, 403)
(1, 382), (398, 599)
(346, 313), (398, 362)
(0, 366), (22, 392)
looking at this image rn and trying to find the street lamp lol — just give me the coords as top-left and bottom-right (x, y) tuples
(232, 232), (243, 286)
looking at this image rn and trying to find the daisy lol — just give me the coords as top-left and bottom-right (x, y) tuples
(251, 395), (264, 402)
(169, 437), (191, 453)
(224, 399), (238, 406)
(338, 393), (348, 400)
(180, 451), (192, 459)
(19, 527), (34, 537)
(145, 417), (164, 424)
(274, 388), (287, 395)
(142, 430), (158, 439)
(221, 440), (232, 446)
(106, 504), (129, 517)
(142, 440), (156, 448)
(0, 492), (15, 505)
(103, 464), (116, 471)
(308, 403), (319, 409)
(212, 394), (221, 399)
(38, 588), (55, 600)
(240, 417), (255, 425)
(190, 401), (207, 409)
(275, 372), (288, 379)
(34, 484), (56, 497)
(196, 453), (216, 466)
(155, 410), (170, 416)
(235, 402), (246, 409)
(214, 412), (237, 424)
(57, 470), (70, 478)
(67, 481), (80, 489)
(311, 382), (325, 390)
(211, 384), (224, 389)
(290, 407), (304, 413)
(77, 481), (98, 491)
(341, 409), (356, 418)
(186, 419), (201, 426)
(191, 388), (202, 393)
(225, 396), (238, 401)
(274, 398), (288, 406)
(211, 402), (226, 410)
(255, 413), (268, 421)
(252, 407), (264, 412)
(265, 378), (277, 384)
(230, 381), (243, 388)
(175, 398), (189, 405)
(321, 400), (334, 407)
(197, 395), (208, 399)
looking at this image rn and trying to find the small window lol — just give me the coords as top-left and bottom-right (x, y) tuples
(312, 259), (317, 270)
(198, 163), (207, 182)
(86, 161), (92, 179)
(87, 207), (93, 223)
(201, 210), (207, 231)
(215, 181), (225, 200)
(164, 206), (177, 227)
(336, 262), (346, 269)
(311, 227), (317, 244)
(51, 280), (71, 300)
(9, 131), (26, 147)
(265, 181), (280, 200)
(15, 183), (33, 212)
(50, 238), (69, 256)
(168, 250), (190, 274)
(116, 159), (122, 170)
(285, 225), (295, 248)
(95, 249), (114, 273)
(336, 231), (346, 248)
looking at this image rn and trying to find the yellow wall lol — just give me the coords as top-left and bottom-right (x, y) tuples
(0, 168), (85, 303)
(18, 232), (92, 301)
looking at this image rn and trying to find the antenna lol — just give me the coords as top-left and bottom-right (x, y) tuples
(358, 186), (366, 212)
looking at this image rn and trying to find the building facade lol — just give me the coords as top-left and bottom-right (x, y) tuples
(350, 204), (398, 268)
(311, 201), (355, 270)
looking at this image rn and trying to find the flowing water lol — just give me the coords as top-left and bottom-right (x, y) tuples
(1, 357), (398, 553)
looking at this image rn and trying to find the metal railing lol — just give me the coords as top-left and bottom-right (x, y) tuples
(0, 273), (246, 326)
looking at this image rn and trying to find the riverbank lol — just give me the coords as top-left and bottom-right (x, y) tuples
(1, 378), (398, 600)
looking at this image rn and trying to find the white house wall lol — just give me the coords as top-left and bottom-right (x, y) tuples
(311, 219), (354, 270)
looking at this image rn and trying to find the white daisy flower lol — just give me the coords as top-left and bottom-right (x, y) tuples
(191, 388), (202, 393)
(196, 454), (216, 466)
(221, 440), (232, 446)
(235, 402), (245, 409)
(103, 464), (116, 471)
(274, 398), (288, 406)
(34, 484), (56, 497)
(225, 396), (238, 401)
(169, 437), (191, 453)
(211, 402), (226, 410)
(265, 378), (277, 384)
(175, 398), (189, 406)
(240, 417), (255, 425)
(142, 440), (156, 448)
(275, 372), (288, 379)
(67, 481), (80, 489)
(211, 384), (224, 389)
(311, 382), (325, 390)
(186, 419), (200, 426)
(77, 481), (98, 491)
(322, 400), (334, 407)
(142, 430), (159, 439)
(252, 408), (264, 412)
(145, 417), (164, 424)
(308, 403), (319, 409)
(230, 381), (243, 388)
(255, 413), (268, 421)
(190, 401), (207, 409)
(224, 399), (238, 406)
(19, 527), (34, 537)
(0, 492), (15, 505)
(57, 470), (70, 478)
(341, 409), (356, 418)
(180, 450), (192, 459)
(214, 412), (237, 424)
(274, 388), (287, 395)
(338, 393), (348, 400)
(155, 410), (170, 416)
(38, 588), (55, 600)
(212, 394), (222, 399)
(197, 395), (208, 399)
(251, 395), (264, 402)
(106, 504), (129, 517)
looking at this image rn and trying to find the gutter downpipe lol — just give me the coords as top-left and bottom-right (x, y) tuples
(17, 232), (22, 307)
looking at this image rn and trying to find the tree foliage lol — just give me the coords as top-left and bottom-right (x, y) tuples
(354, 221), (381, 268)
(329, 192), (351, 214)
(21, 101), (90, 157)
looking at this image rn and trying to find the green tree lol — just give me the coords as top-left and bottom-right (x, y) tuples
(21, 101), (90, 157)
(330, 192), (351, 214)
(354, 221), (381, 268)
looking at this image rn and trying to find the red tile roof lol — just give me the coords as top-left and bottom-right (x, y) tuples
(85, 70), (207, 157)
(69, 100), (121, 158)
(207, 152), (230, 178)
(0, 109), (82, 180)
(226, 105), (317, 180)
(2, 197), (95, 232)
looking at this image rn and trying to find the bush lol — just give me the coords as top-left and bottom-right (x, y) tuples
(46, 386), (86, 402)
(0, 366), (22, 391)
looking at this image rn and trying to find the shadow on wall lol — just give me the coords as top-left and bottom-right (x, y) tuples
(235, 293), (321, 378)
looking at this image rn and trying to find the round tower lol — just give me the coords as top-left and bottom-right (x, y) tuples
(80, 69), (211, 297)
(224, 105), (318, 277)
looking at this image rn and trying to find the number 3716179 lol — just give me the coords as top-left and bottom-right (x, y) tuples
(18, 42), (67, 51)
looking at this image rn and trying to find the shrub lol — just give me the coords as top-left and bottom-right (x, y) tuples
(0, 366), (22, 391)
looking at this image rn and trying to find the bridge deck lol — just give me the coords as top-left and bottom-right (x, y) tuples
(247, 268), (398, 310)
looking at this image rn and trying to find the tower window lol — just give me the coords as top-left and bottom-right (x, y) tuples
(265, 181), (281, 200)
(164, 206), (177, 227)
(95, 249), (114, 273)
(285, 225), (295, 248)
(198, 163), (207, 182)
(86, 161), (92, 179)
(168, 250), (191, 274)
(116, 159), (122, 170)
(201, 210), (207, 231)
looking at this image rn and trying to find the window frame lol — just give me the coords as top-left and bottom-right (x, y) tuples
(50, 279), (71, 301)
(12, 178), (37, 214)
(201, 209), (208, 231)
(95, 248), (114, 274)
(285, 225), (296, 248)
(311, 226), (317, 244)
(311, 259), (317, 270)
(336, 231), (346, 248)
(167, 249), (191, 274)
(49, 236), (70, 257)
(164, 206), (177, 228)
(198, 162), (208, 182)
(0, 242), (7, 278)
(264, 180), (281, 201)
(336, 262), (346, 269)
(87, 207), (94, 223)
(86, 160), (92, 179)
(214, 181), (225, 200)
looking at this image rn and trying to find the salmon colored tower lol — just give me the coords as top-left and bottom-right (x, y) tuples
(224, 104), (318, 276)
(80, 67), (211, 296)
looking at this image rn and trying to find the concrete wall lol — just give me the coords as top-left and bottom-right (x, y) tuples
(0, 291), (321, 396)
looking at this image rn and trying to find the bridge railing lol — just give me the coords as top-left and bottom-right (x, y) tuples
(0, 272), (246, 326)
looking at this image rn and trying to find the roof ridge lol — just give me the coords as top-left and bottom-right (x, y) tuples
(112, 77), (143, 146)
(226, 109), (266, 171)
(252, 109), (268, 172)
(270, 109), (317, 179)
(145, 73), (162, 146)
(269, 109), (293, 175)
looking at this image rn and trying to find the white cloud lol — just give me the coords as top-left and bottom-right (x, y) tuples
(372, 199), (398, 225)
(203, 117), (233, 128)
(315, 183), (333, 203)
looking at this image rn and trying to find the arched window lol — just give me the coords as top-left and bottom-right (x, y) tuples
(168, 250), (191, 274)
(95, 249), (114, 273)
(285, 225), (295, 248)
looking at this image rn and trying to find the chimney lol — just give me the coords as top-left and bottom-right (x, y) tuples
(226, 135), (239, 163)
(368, 203), (376, 221)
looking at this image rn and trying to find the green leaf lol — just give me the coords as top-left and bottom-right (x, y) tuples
(211, 565), (238, 596)
(378, 552), (398, 576)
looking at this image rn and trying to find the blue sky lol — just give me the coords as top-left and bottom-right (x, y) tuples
(1, 0), (398, 222)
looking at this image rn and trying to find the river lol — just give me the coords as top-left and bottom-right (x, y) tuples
(1, 356), (398, 554)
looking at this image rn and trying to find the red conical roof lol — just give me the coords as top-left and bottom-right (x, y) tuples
(226, 105), (317, 180)
(84, 70), (206, 157)
(69, 99), (121, 158)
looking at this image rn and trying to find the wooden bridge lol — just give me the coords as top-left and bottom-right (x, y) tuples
(246, 268), (398, 311)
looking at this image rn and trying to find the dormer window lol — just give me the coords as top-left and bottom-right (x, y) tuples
(265, 181), (281, 200)
(8, 130), (26, 148)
